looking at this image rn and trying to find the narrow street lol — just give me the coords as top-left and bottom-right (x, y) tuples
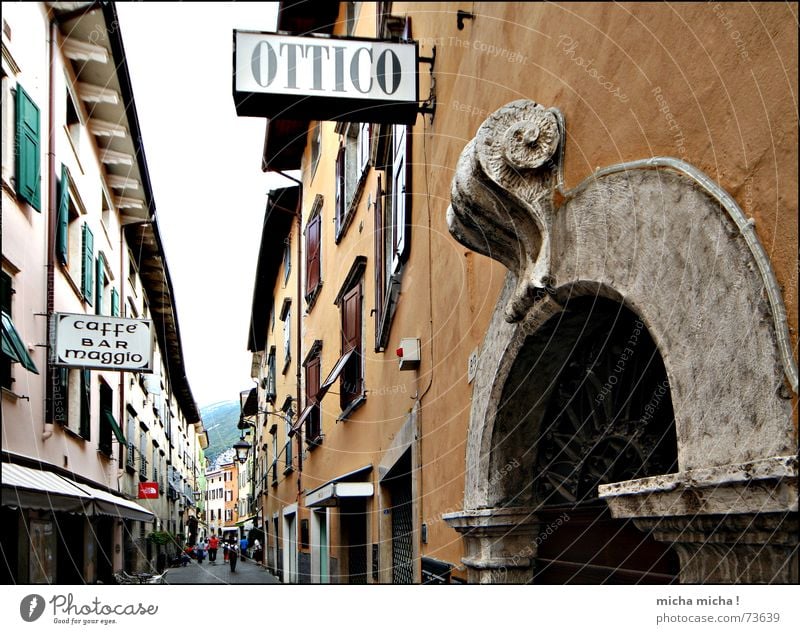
(164, 557), (280, 585)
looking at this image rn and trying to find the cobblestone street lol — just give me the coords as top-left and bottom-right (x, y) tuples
(164, 557), (280, 585)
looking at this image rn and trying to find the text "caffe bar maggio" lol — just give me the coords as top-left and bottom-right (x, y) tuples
(53, 313), (154, 372)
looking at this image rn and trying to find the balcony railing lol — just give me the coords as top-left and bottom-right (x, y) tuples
(126, 443), (136, 471)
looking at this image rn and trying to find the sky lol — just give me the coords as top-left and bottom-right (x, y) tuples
(116, 2), (293, 409)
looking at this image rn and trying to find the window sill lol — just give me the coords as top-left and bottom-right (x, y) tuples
(305, 434), (324, 451)
(337, 394), (366, 422)
(125, 463), (136, 474)
(283, 465), (294, 476)
(62, 424), (89, 442)
(1, 386), (27, 401)
(97, 448), (114, 460)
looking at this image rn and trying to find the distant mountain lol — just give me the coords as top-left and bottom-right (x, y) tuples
(200, 400), (241, 467)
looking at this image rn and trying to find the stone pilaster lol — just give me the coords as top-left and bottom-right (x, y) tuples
(443, 507), (540, 583)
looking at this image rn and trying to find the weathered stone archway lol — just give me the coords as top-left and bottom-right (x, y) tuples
(443, 100), (798, 584)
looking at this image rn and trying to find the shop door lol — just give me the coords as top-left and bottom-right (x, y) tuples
(386, 450), (414, 584)
(340, 498), (367, 583)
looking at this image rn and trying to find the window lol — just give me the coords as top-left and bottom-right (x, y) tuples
(66, 87), (81, 159)
(335, 123), (370, 242)
(283, 239), (291, 286)
(14, 82), (41, 210)
(1, 71), (17, 191)
(340, 283), (363, 409)
(1, 270), (38, 388)
(64, 368), (92, 440)
(281, 301), (291, 373)
(305, 195), (323, 305)
(345, 1), (359, 35)
(374, 126), (411, 351)
(284, 412), (293, 473)
(80, 223), (94, 304)
(126, 409), (137, 470)
(152, 446), (159, 482)
(98, 381), (113, 456)
(304, 349), (322, 445)
(309, 123), (321, 181)
(95, 254), (110, 315)
(139, 431), (148, 479)
(271, 428), (278, 485)
(265, 346), (277, 404)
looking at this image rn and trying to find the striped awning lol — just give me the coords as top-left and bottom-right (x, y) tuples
(2, 462), (154, 521)
(1, 463), (92, 513)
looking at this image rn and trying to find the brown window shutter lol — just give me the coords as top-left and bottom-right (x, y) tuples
(335, 144), (345, 233)
(373, 175), (384, 342)
(306, 356), (320, 403)
(341, 284), (361, 353)
(306, 213), (321, 295)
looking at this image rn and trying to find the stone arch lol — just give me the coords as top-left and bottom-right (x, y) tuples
(444, 100), (797, 583)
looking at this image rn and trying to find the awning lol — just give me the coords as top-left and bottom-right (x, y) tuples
(1, 462), (154, 521)
(1, 463), (92, 513)
(235, 514), (257, 527)
(102, 409), (126, 444)
(304, 464), (374, 508)
(306, 482), (374, 508)
(1, 311), (39, 374)
(71, 480), (154, 522)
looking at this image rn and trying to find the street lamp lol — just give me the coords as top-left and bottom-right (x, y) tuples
(233, 435), (251, 464)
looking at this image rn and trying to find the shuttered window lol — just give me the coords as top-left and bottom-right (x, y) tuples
(391, 123), (410, 272)
(340, 283), (362, 408)
(80, 369), (91, 440)
(373, 176), (384, 347)
(81, 223), (94, 305)
(56, 164), (70, 265)
(111, 288), (120, 317)
(334, 144), (346, 236)
(305, 354), (321, 442)
(15, 83), (41, 211)
(95, 257), (105, 315)
(305, 212), (321, 300)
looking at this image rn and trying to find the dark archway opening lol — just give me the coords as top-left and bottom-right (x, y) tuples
(494, 296), (680, 583)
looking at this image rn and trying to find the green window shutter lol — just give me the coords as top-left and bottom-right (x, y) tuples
(15, 83), (41, 211)
(95, 257), (104, 315)
(80, 369), (91, 439)
(111, 288), (119, 317)
(56, 164), (69, 265)
(81, 224), (94, 305)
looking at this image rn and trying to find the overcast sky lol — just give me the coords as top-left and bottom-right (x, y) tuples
(116, 3), (292, 410)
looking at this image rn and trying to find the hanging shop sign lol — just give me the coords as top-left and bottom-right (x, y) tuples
(53, 313), (154, 372)
(233, 31), (419, 124)
(138, 482), (159, 499)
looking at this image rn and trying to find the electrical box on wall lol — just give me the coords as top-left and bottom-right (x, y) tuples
(396, 338), (420, 370)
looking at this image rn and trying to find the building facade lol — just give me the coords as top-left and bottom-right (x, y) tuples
(1, 1), (204, 582)
(240, 1), (797, 585)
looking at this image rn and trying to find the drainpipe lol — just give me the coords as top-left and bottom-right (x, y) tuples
(274, 170), (304, 497)
(43, 16), (57, 440)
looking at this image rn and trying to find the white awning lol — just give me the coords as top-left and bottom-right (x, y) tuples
(2, 462), (154, 521)
(1, 463), (92, 513)
(306, 482), (374, 508)
(72, 481), (155, 522)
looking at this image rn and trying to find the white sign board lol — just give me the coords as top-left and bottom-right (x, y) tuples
(53, 313), (154, 372)
(233, 31), (419, 123)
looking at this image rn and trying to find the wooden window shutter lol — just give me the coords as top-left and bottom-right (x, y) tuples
(56, 164), (69, 265)
(81, 224), (94, 305)
(335, 144), (345, 234)
(111, 288), (120, 317)
(95, 257), (104, 315)
(306, 356), (320, 404)
(391, 124), (411, 272)
(341, 284), (362, 353)
(373, 175), (384, 345)
(15, 83), (41, 211)
(305, 213), (321, 296)
(80, 369), (91, 439)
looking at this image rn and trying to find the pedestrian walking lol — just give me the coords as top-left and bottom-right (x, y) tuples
(196, 538), (206, 564)
(228, 539), (239, 573)
(208, 534), (219, 564)
(240, 536), (249, 560)
(253, 539), (263, 564)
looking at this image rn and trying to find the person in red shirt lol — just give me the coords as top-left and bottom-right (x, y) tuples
(207, 534), (219, 564)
